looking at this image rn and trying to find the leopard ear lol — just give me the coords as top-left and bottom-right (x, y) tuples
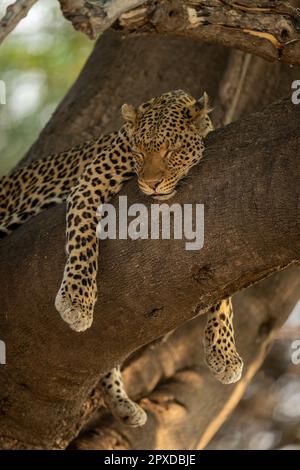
(121, 103), (137, 126)
(188, 92), (212, 122)
(198, 92), (212, 112)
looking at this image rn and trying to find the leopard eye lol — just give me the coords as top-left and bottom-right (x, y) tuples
(167, 145), (183, 155)
(133, 152), (144, 159)
(166, 146), (183, 161)
(131, 150), (144, 173)
(131, 148), (144, 159)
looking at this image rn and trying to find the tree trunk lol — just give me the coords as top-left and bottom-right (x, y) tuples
(0, 31), (229, 450)
(71, 266), (300, 450)
(72, 48), (300, 450)
(0, 31), (299, 450)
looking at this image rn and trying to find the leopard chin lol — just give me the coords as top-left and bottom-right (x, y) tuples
(152, 190), (177, 201)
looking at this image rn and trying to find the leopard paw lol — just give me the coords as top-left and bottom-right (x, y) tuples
(55, 286), (93, 332)
(107, 398), (147, 427)
(100, 367), (147, 427)
(205, 344), (243, 384)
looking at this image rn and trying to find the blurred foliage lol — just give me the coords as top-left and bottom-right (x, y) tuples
(0, 0), (93, 175)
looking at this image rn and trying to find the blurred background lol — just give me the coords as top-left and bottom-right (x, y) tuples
(0, 0), (299, 450)
(0, 0), (93, 175)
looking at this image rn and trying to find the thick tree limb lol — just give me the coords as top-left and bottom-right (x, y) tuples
(72, 47), (300, 450)
(1, 32), (300, 449)
(0, 0), (38, 45)
(71, 266), (300, 449)
(0, 95), (299, 448)
(117, 0), (300, 66)
(57, 0), (300, 66)
(57, 0), (145, 39)
(0, 31), (230, 449)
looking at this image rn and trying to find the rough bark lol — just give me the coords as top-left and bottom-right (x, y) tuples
(0, 31), (230, 450)
(1, 32), (300, 450)
(58, 0), (146, 38)
(57, 0), (300, 66)
(0, 0), (38, 45)
(72, 47), (300, 450)
(71, 266), (300, 450)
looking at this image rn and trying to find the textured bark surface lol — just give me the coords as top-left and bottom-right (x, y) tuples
(72, 47), (300, 450)
(0, 0), (38, 45)
(58, 0), (146, 38)
(57, 0), (300, 66)
(0, 31), (230, 449)
(1, 31), (300, 450)
(71, 266), (300, 450)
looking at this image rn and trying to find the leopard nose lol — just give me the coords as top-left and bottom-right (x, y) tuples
(146, 180), (162, 190)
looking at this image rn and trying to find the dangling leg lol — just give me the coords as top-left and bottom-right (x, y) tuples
(204, 298), (243, 384)
(100, 366), (147, 427)
(55, 134), (134, 332)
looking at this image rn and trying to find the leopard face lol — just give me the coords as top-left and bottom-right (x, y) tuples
(121, 90), (213, 200)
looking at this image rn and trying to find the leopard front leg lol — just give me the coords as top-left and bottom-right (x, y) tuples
(204, 298), (243, 384)
(55, 181), (106, 331)
(55, 138), (134, 332)
(100, 366), (147, 427)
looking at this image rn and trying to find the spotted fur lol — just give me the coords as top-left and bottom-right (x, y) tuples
(204, 298), (243, 384)
(100, 366), (147, 426)
(0, 90), (243, 427)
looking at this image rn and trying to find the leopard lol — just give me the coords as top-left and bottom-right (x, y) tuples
(0, 90), (243, 427)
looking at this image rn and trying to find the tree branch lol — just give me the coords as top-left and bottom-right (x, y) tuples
(0, 0), (38, 45)
(1, 32), (299, 449)
(57, 0), (300, 66)
(0, 96), (299, 448)
(117, 0), (300, 65)
(57, 0), (146, 39)
(0, 30), (231, 450)
(71, 45), (300, 449)
(70, 266), (300, 450)
(70, 46), (300, 450)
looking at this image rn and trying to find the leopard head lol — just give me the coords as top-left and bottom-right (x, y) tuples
(122, 89), (212, 199)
